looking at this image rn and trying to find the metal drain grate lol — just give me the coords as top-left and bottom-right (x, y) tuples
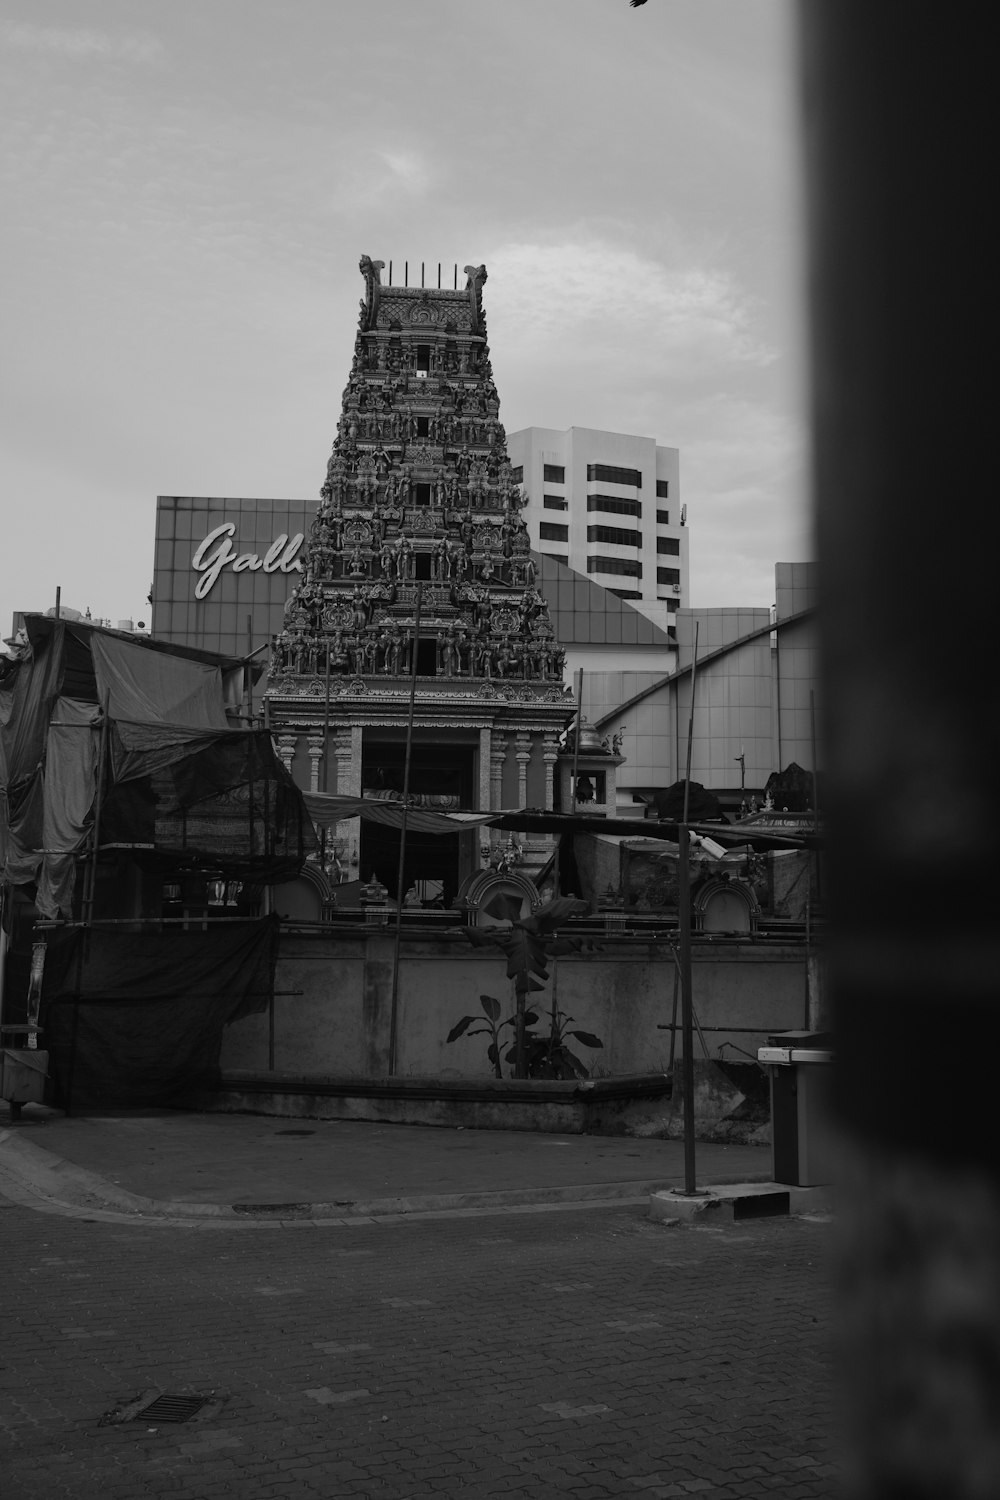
(134, 1394), (210, 1424)
(733, 1191), (790, 1220)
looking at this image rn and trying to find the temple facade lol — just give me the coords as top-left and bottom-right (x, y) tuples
(264, 257), (573, 905)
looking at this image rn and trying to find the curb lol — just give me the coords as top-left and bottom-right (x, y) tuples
(0, 1129), (776, 1224)
(648, 1181), (834, 1223)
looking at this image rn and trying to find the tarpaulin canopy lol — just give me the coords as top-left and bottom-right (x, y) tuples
(486, 810), (823, 850)
(301, 795), (821, 850)
(1, 619), (315, 917)
(303, 792), (495, 836)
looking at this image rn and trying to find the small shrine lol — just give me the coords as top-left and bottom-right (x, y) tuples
(556, 718), (626, 819)
(265, 257), (573, 904)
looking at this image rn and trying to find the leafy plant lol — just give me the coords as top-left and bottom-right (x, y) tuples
(519, 1006), (604, 1081)
(445, 993), (539, 1079)
(450, 896), (604, 1079)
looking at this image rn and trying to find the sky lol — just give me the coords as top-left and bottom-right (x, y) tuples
(1, 0), (809, 630)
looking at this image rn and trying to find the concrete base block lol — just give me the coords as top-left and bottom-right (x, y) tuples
(648, 1180), (833, 1224)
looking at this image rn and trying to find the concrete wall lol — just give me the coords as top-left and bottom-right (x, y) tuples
(221, 930), (807, 1079)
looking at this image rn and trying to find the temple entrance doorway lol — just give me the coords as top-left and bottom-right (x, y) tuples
(359, 738), (476, 906)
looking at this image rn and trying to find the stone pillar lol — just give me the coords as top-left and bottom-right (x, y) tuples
(542, 735), (559, 812)
(307, 735), (324, 793)
(478, 726), (492, 813)
(333, 728), (355, 796)
(490, 733), (507, 813)
(276, 733), (297, 777)
(337, 725), (364, 877)
(514, 733), (531, 810)
(345, 725), (364, 796)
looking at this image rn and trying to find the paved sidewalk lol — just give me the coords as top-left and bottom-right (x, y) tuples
(0, 1183), (841, 1498)
(0, 1105), (776, 1221)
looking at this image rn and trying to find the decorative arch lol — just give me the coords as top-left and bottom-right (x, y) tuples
(456, 869), (542, 927)
(270, 858), (335, 925)
(692, 876), (759, 934)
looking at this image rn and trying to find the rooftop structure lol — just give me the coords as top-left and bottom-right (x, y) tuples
(506, 425), (686, 634)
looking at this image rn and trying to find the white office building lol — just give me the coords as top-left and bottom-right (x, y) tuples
(506, 426), (686, 634)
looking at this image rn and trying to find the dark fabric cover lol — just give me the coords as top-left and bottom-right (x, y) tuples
(39, 916), (278, 1109)
(648, 781), (726, 823)
(0, 621), (69, 892)
(101, 726), (316, 879)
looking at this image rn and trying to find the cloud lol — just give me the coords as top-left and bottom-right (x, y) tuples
(676, 395), (811, 607)
(488, 238), (775, 384)
(1, 20), (163, 65)
(376, 149), (432, 196)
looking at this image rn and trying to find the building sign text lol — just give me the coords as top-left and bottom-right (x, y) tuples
(191, 524), (304, 599)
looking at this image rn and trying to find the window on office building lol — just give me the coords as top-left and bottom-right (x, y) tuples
(656, 480), (669, 498)
(656, 537), (680, 555)
(543, 552), (568, 565)
(608, 588), (643, 600)
(656, 509), (670, 526)
(657, 566), (680, 585)
(588, 556), (642, 579)
(587, 495), (641, 519)
(587, 525), (642, 548)
(509, 465), (523, 483)
(543, 464), (565, 483)
(587, 463), (642, 487)
(539, 522), (569, 542)
(665, 598), (680, 612)
(543, 495), (568, 510)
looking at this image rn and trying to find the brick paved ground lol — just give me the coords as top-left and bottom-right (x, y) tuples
(0, 1197), (843, 1498)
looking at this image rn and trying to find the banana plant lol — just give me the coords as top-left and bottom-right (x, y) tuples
(455, 895), (594, 1079)
(445, 993), (539, 1079)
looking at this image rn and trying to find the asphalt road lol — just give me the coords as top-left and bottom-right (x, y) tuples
(0, 1193), (843, 1499)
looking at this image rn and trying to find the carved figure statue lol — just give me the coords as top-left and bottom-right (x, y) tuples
(359, 255), (384, 330)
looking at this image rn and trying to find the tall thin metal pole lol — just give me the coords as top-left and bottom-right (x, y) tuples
(72, 687), (109, 1117)
(246, 614), (254, 723)
(675, 623), (702, 1197)
(809, 688), (819, 819)
(82, 705), (110, 927)
(571, 668), (583, 803)
(388, 584), (422, 1075)
(322, 645), (332, 793)
(0, 890), (9, 1040)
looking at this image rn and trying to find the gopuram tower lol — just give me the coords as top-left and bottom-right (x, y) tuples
(265, 257), (571, 907)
